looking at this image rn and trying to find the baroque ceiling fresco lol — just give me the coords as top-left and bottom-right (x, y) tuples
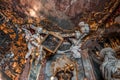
(0, 0), (120, 80)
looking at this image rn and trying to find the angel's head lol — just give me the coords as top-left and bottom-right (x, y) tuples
(78, 22), (90, 34)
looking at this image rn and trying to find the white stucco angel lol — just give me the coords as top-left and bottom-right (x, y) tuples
(70, 22), (90, 59)
(100, 47), (120, 80)
(57, 22), (90, 59)
(22, 26), (44, 64)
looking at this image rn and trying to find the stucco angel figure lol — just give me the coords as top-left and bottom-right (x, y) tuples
(22, 26), (44, 65)
(57, 21), (90, 59)
(100, 47), (120, 80)
(70, 21), (90, 58)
